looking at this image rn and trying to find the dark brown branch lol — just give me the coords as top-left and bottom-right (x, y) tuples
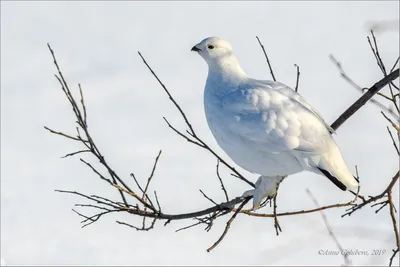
(75, 203), (112, 212)
(391, 57), (399, 73)
(368, 31), (387, 75)
(242, 200), (355, 218)
(330, 68), (399, 131)
(329, 55), (398, 120)
(47, 44), (131, 206)
(138, 52), (254, 188)
(56, 190), (120, 209)
(175, 220), (203, 233)
(143, 150), (162, 198)
(162, 117), (204, 147)
(371, 199), (389, 214)
(273, 192), (282, 236)
(199, 189), (218, 205)
(216, 160), (229, 202)
(368, 31), (400, 114)
(390, 248), (399, 267)
(154, 191), (162, 213)
(111, 184), (156, 212)
(61, 150), (91, 158)
(342, 171), (399, 217)
(256, 36), (276, 81)
(78, 84), (87, 126)
(388, 189), (400, 266)
(207, 197), (251, 252)
(130, 173), (145, 195)
(137, 51), (196, 135)
(294, 64), (300, 92)
(44, 126), (88, 142)
(117, 218), (156, 231)
(382, 111), (400, 132)
(80, 158), (113, 184)
(386, 126), (400, 156)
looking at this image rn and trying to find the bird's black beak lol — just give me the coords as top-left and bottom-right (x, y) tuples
(191, 45), (201, 52)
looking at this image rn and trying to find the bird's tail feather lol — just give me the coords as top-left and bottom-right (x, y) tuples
(311, 146), (359, 191)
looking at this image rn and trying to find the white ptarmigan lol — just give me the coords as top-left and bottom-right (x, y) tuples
(191, 37), (358, 208)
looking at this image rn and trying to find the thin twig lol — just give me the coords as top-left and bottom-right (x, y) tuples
(207, 197), (251, 252)
(78, 84), (87, 126)
(342, 171), (399, 217)
(390, 57), (399, 73)
(216, 160), (229, 202)
(294, 64), (300, 92)
(256, 36), (276, 81)
(330, 68), (399, 131)
(390, 248), (399, 267)
(388, 190), (400, 266)
(44, 126), (88, 142)
(116, 218), (156, 231)
(382, 111), (400, 132)
(61, 149), (91, 158)
(386, 126), (400, 155)
(199, 189), (218, 205)
(329, 55), (399, 122)
(306, 189), (352, 266)
(273, 192), (282, 236)
(143, 150), (162, 198)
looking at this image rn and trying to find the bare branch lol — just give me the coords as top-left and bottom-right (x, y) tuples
(143, 150), (162, 198)
(306, 189), (352, 266)
(386, 126), (400, 156)
(330, 68), (399, 131)
(199, 189), (218, 205)
(388, 190), (400, 266)
(329, 55), (399, 122)
(61, 149), (91, 158)
(216, 160), (229, 202)
(342, 171), (399, 217)
(382, 111), (400, 132)
(154, 191), (162, 213)
(256, 36), (276, 81)
(78, 84), (87, 126)
(273, 192), (282, 236)
(294, 64), (300, 92)
(390, 248), (399, 267)
(163, 117), (204, 147)
(44, 126), (88, 142)
(117, 218), (156, 231)
(207, 197), (251, 252)
(137, 51), (196, 135)
(390, 57), (399, 73)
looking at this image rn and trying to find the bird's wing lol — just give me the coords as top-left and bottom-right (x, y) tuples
(219, 80), (333, 154)
(267, 81), (336, 134)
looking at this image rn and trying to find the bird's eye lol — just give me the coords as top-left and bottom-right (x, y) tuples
(207, 45), (215, 49)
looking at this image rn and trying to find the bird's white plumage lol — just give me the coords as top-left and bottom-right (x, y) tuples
(192, 37), (358, 208)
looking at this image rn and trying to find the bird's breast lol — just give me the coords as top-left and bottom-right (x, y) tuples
(203, 91), (303, 176)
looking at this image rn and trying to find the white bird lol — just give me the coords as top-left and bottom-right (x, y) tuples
(191, 37), (359, 208)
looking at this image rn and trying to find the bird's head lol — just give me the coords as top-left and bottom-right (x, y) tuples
(191, 37), (247, 81)
(191, 37), (235, 64)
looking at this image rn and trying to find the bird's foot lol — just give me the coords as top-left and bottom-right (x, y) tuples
(242, 175), (285, 210)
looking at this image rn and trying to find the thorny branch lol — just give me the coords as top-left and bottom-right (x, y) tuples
(47, 32), (399, 259)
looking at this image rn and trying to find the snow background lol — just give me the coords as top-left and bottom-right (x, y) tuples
(1, 1), (399, 266)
